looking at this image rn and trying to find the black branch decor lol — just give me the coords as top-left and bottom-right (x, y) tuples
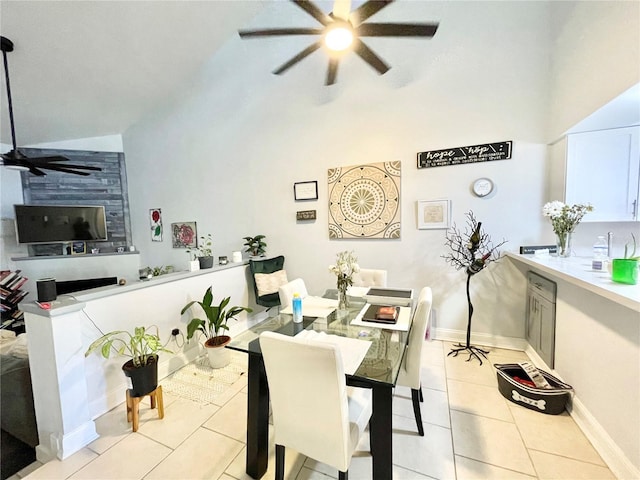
(442, 211), (507, 365)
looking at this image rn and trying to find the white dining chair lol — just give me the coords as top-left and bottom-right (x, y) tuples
(395, 286), (433, 436)
(277, 277), (308, 308)
(259, 331), (372, 480)
(351, 268), (387, 287)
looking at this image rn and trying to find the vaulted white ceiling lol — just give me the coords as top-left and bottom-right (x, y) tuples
(0, 0), (266, 146)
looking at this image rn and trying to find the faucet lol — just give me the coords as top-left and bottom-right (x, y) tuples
(607, 232), (613, 258)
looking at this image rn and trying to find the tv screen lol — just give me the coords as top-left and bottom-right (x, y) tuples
(14, 205), (108, 244)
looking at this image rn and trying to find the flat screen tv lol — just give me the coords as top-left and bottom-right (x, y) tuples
(14, 204), (108, 244)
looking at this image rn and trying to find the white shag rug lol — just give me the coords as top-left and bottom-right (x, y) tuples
(162, 351), (247, 404)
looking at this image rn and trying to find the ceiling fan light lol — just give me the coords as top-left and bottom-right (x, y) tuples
(324, 26), (353, 51)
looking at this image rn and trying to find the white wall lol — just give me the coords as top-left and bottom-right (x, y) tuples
(123, 1), (556, 342)
(547, 1), (640, 140)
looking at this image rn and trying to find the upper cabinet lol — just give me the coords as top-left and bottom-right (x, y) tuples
(566, 126), (639, 222)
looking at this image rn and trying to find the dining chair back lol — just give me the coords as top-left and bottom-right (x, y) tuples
(248, 255), (286, 309)
(351, 268), (387, 287)
(259, 331), (372, 479)
(278, 277), (308, 308)
(396, 286), (433, 436)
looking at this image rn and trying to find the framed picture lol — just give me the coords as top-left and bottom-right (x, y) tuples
(417, 200), (451, 230)
(171, 222), (197, 248)
(149, 208), (163, 242)
(294, 181), (318, 201)
(71, 241), (86, 255)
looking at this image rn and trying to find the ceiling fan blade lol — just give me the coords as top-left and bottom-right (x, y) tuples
(38, 164), (92, 176)
(273, 41), (322, 75)
(27, 155), (71, 164)
(331, 0), (352, 20)
(239, 28), (324, 38)
(326, 58), (340, 85)
(28, 165), (47, 176)
(31, 161), (103, 172)
(357, 22), (439, 37)
(353, 39), (390, 74)
(349, 0), (393, 26)
(292, 0), (331, 26)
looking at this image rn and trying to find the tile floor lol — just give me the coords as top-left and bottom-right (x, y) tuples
(12, 340), (615, 480)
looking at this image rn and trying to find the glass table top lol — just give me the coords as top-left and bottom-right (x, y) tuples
(228, 296), (410, 386)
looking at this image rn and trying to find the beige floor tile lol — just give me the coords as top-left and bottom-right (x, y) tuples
(203, 391), (247, 442)
(420, 364), (448, 391)
(68, 433), (171, 479)
(444, 346), (497, 387)
(137, 395), (219, 449)
(509, 404), (606, 465)
(455, 455), (536, 479)
(224, 426), (305, 480)
(145, 427), (243, 479)
(447, 379), (513, 422)
(451, 410), (535, 476)
(392, 414), (456, 479)
(15, 461), (43, 479)
(22, 448), (96, 480)
(219, 474), (236, 480)
(529, 450), (616, 479)
(393, 385), (450, 428)
(87, 403), (133, 454)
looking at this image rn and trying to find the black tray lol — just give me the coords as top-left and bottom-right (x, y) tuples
(494, 363), (573, 415)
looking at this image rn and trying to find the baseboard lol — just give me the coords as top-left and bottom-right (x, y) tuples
(433, 327), (528, 351)
(437, 329), (638, 479)
(568, 397), (639, 480)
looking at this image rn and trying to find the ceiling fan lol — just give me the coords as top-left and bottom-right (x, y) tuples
(238, 0), (439, 85)
(1, 36), (102, 176)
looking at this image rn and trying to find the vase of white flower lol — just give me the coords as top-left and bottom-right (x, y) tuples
(542, 201), (593, 258)
(329, 251), (359, 310)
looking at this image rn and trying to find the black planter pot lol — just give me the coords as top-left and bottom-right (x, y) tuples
(122, 355), (158, 397)
(199, 256), (214, 269)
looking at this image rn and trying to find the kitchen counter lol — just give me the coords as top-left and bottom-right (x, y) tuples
(506, 252), (639, 311)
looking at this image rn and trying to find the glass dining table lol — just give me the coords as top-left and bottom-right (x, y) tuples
(227, 294), (412, 480)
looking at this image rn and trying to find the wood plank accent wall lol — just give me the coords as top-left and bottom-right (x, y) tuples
(20, 148), (132, 254)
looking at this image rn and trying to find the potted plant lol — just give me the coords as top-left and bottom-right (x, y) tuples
(611, 233), (639, 285)
(187, 233), (214, 269)
(243, 234), (267, 257)
(84, 325), (172, 396)
(181, 286), (252, 368)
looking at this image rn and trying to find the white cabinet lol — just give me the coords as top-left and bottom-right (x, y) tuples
(526, 271), (557, 368)
(566, 126), (640, 222)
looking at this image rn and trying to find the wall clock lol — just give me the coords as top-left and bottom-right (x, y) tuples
(472, 178), (494, 197)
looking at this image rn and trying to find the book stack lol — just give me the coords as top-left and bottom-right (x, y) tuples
(362, 304), (400, 324)
(1, 270), (29, 332)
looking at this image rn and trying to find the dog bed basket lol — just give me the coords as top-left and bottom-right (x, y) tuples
(494, 363), (573, 415)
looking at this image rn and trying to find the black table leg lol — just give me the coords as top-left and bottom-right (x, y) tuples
(370, 384), (393, 479)
(246, 353), (269, 479)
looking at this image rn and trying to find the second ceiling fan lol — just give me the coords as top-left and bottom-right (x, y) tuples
(239, 0), (439, 85)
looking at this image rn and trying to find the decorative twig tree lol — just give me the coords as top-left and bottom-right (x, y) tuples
(442, 211), (507, 365)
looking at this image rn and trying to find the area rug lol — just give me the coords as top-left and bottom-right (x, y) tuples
(161, 351), (247, 404)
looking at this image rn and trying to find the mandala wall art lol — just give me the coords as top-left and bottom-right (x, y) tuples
(328, 161), (401, 239)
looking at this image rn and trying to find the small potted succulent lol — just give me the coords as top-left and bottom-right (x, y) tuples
(84, 325), (172, 396)
(181, 286), (252, 368)
(187, 233), (214, 269)
(611, 233), (639, 285)
(243, 235), (267, 257)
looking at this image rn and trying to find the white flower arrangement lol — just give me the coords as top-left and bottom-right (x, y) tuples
(542, 201), (593, 235)
(329, 250), (360, 291)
